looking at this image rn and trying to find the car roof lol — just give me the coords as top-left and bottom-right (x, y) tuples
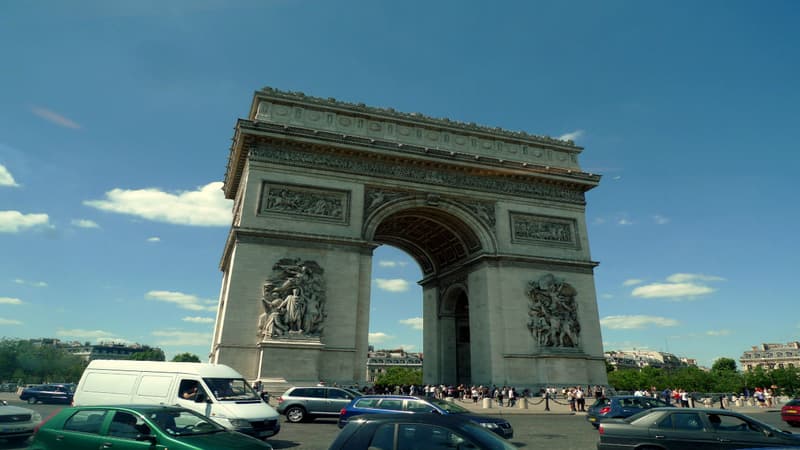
(354, 395), (417, 400)
(68, 404), (187, 414)
(346, 412), (472, 425)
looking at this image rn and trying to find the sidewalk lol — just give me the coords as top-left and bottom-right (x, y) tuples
(443, 395), (783, 416)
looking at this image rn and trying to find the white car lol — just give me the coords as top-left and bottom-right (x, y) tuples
(0, 400), (41, 444)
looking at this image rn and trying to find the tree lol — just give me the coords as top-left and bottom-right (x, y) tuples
(171, 353), (201, 363)
(128, 346), (165, 361)
(374, 367), (422, 388)
(712, 357), (738, 373)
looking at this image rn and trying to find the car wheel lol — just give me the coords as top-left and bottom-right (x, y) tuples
(27, 396), (37, 404)
(285, 406), (306, 423)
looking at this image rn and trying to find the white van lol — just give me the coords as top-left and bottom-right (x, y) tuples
(73, 360), (280, 439)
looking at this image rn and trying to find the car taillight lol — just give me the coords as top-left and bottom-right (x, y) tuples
(34, 409), (61, 434)
(599, 406), (611, 415)
(598, 424), (604, 435)
(277, 396), (284, 404)
(340, 408), (346, 416)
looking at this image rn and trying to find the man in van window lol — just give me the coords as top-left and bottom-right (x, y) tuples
(180, 381), (201, 400)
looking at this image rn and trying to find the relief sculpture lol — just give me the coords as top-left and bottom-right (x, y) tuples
(258, 258), (326, 340)
(262, 184), (347, 222)
(526, 273), (581, 348)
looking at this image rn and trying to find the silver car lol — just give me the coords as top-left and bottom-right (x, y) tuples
(0, 400), (41, 444)
(275, 386), (361, 423)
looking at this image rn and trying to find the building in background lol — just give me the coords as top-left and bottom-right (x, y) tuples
(366, 347), (423, 382)
(22, 339), (156, 362)
(740, 342), (800, 371)
(605, 350), (691, 370)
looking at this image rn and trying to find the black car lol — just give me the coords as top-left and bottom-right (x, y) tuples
(597, 407), (800, 450)
(328, 413), (517, 450)
(19, 384), (74, 404)
(338, 395), (513, 439)
(586, 395), (669, 428)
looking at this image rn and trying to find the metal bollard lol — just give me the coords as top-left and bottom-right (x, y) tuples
(518, 397), (528, 409)
(545, 393), (550, 411)
(482, 397), (492, 409)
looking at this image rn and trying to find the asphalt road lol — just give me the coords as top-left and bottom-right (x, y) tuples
(0, 393), (792, 450)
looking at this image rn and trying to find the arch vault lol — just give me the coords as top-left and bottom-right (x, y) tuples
(210, 87), (608, 390)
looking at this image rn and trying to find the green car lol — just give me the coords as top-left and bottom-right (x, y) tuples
(29, 405), (273, 450)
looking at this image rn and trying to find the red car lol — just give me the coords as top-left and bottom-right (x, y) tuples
(781, 398), (800, 427)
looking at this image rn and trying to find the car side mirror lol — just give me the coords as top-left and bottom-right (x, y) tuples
(137, 434), (157, 444)
(195, 392), (207, 403)
(431, 409), (441, 414)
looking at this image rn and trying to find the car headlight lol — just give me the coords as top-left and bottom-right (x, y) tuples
(32, 412), (42, 423)
(228, 419), (253, 429)
(480, 422), (499, 429)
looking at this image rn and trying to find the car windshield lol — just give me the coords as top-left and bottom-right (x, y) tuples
(147, 409), (225, 436)
(203, 378), (260, 401)
(427, 397), (470, 414)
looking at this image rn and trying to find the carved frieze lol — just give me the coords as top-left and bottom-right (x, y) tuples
(259, 182), (350, 224)
(258, 258), (327, 341)
(250, 145), (586, 204)
(510, 212), (579, 248)
(526, 274), (580, 348)
(253, 89), (582, 170)
(364, 188), (409, 216)
(457, 200), (496, 229)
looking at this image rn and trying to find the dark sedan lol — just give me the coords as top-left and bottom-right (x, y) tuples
(587, 395), (669, 428)
(329, 413), (517, 450)
(782, 398), (800, 428)
(338, 395), (513, 439)
(18, 384), (74, 404)
(597, 407), (800, 449)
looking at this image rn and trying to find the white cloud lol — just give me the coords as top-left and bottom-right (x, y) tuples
(399, 317), (423, 330)
(369, 332), (392, 344)
(145, 290), (217, 311)
(182, 316), (214, 324)
(0, 164), (19, 187)
(706, 329), (731, 336)
(71, 219), (100, 229)
(665, 273), (725, 283)
(558, 129), (585, 142)
(592, 217), (607, 225)
(0, 318), (22, 325)
(0, 211), (51, 233)
(632, 282), (715, 299)
(601, 315), (680, 329)
(30, 106), (81, 129)
(0, 297), (23, 305)
(374, 278), (410, 293)
(399, 344), (417, 352)
(617, 218), (633, 226)
(152, 330), (211, 346)
(146, 237), (161, 242)
(622, 279), (644, 287)
(57, 328), (117, 339)
(84, 182), (232, 226)
(653, 215), (670, 225)
(14, 279), (47, 287)
(600, 293), (614, 299)
(378, 260), (408, 268)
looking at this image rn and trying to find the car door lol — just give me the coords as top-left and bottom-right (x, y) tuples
(708, 412), (778, 450)
(301, 388), (328, 415)
(324, 388), (355, 415)
(649, 411), (719, 450)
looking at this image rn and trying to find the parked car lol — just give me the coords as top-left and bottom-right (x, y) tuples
(276, 386), (362, 423)
(18, 383), (74, 404)
(586, 395), (669, 428)
(597, 407), (800, 450)
(27, 404), (272, 450)
(781, 398), (800, 427)
(329, 413), (517, 450)
(338, 394), (513, 439)
(0, 400), (41, 444)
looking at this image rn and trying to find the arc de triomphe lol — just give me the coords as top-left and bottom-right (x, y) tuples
(210, 87), (608, 389)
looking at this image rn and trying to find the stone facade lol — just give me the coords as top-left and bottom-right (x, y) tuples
(740, 342), (800, 371)
(210, 87), (608, 390)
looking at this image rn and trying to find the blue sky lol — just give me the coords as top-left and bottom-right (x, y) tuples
(1, 1), (798, 368)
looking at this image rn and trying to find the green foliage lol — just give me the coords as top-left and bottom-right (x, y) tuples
(0, 339), (86, 383)
(374, 367), (422, 387)
(128, 346), (166, 361)
(607, 364), (748, 394)
(171, 353), (201, 362)
(711, 358), (738, 373)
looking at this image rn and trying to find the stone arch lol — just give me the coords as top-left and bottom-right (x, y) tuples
(363, 197), (496, 276)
